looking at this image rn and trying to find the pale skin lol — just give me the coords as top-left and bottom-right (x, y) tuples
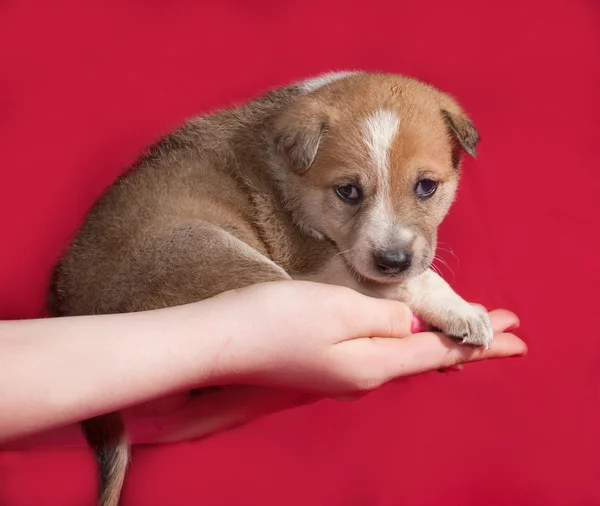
(0, 280), (526, 446)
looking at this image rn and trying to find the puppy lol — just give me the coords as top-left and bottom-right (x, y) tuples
(49, 70), (492, 506)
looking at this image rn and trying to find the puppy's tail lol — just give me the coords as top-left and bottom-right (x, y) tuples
(49, 266), (129, 505)
(82, 413), (130, 506)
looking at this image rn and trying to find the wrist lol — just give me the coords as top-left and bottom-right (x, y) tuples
(139, 301), (229, 393)
(176, 288), (278, 389)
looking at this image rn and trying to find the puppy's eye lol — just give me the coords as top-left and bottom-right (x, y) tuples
(335, 184), (362, 204)
(415, 179), (438, 199)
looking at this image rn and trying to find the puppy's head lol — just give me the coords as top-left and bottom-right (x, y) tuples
(272, 72), (479, 284)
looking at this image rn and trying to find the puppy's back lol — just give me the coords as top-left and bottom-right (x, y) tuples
(50, 86), (298, 316)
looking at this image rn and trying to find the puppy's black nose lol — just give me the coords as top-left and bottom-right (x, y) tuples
(374, 250), (412, 274)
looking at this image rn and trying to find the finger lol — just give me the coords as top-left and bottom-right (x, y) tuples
(373, 331), (527, 379)
(413, 307), (520, 335)
(126, 386), (321, 444)
(412, 306), (521, 334)
(487, 308), (520, 333)
(128, 392), (191, 416)
(366, 303), (520, 341)
(336, 294), (415, 341)
(337, 307), (526, 383)
(469, 303), (487, 312)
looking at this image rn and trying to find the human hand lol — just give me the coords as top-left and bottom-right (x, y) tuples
(124, 281), (525, 444)
(207, 280), (526, 396)
(0, 280), (524, 448)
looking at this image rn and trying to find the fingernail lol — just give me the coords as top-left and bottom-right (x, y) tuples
(411, 315), (432, 333)
(515, 346), (528, 357)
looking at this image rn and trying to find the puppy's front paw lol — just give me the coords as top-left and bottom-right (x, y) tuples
(438, 304), (494, 348)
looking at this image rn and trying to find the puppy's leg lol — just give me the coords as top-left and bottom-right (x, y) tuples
(54, 222), (291, 506)
(402, 269), (494, 348)
(54, 222), (291, 314)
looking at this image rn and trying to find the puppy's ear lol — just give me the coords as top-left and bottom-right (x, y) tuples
(441, 109), (480, 158)
(273, 102), (329, 174)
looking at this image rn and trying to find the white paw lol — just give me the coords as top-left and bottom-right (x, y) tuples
(438, 304), (494, 348)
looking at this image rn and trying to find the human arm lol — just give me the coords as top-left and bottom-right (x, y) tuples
(0, 280), (526, 444)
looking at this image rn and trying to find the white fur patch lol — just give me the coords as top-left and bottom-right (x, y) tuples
(397, 228), (415, 243)
(362, 109), (400, 180)
(298, 71), (360, 93)
(360, 109), (401, 252)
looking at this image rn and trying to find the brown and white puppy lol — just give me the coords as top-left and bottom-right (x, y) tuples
(49, 70), (491, 506)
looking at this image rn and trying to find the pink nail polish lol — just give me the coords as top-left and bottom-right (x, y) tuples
(411, 315), (432, 333)
(411, 315), (423, 333)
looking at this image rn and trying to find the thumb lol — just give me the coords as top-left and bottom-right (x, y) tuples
(335, 292), (415, 342)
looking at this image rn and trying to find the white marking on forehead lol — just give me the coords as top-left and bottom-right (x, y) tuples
(361, 109), (401, 250)
(298, 71), (360, 93)
(362, 109), (400, 179)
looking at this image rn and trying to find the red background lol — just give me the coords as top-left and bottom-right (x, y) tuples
(1, 1), (599, 505)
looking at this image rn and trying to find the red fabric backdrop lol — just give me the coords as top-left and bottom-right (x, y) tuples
(1, 1), (599, 505)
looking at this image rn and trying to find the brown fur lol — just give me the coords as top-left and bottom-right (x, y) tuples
(50, 71), (487, 505)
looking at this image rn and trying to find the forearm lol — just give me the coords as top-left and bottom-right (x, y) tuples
(0, 302), (226, 442)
